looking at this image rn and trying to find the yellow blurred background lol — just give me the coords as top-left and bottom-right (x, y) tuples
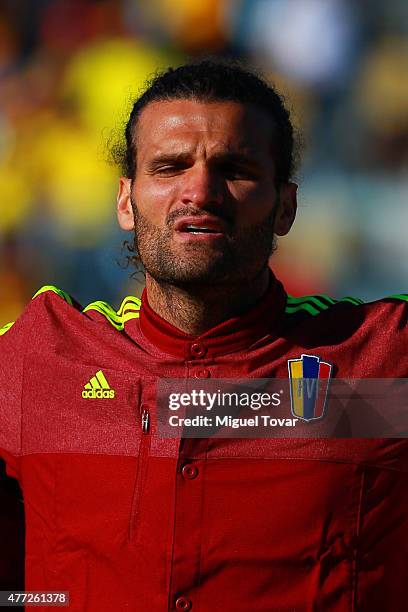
(1, 0), (407, 325)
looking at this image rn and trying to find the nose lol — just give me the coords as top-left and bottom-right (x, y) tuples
(180, 164), (224, 208)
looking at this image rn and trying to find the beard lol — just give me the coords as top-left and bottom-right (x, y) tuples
(130, 197), (278, 288)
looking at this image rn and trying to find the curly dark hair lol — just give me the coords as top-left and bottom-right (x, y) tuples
(115, 58), (298, 272)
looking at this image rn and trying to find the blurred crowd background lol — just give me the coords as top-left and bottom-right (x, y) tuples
(0, 0), (407, 326)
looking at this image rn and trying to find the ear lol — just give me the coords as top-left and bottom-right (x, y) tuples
(274, 182), (298, 236)
(117, 177), (134, 231)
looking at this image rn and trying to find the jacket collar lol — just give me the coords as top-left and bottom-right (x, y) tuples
(137, 272), (287, 359)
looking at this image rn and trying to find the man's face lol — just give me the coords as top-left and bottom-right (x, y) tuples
(117, 99), (297, 287)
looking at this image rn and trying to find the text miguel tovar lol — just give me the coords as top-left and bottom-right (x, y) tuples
(168, 414), (298, 428)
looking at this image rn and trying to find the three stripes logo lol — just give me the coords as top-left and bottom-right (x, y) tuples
(288, 354), (332, 422)
(82, 370), (115, 399)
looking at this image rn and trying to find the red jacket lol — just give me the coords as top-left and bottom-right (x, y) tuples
(0, 278), (407, 611)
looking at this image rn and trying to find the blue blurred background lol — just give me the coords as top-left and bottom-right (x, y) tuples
(0, 0), (407, 326)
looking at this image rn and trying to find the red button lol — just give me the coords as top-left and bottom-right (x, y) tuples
(194, 368), (210, 378)
(190, 343), (207, 358)
(181, 464), (198, 480)
(175, 596), (192, 610)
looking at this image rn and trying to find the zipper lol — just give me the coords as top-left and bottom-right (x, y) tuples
(141, 409), (150, 433)
(129, 407), (151, 543)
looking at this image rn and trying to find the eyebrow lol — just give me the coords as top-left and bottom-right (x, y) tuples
(146, 150), (262, 169)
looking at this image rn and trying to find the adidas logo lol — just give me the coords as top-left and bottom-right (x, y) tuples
(82, 370), (115, 399)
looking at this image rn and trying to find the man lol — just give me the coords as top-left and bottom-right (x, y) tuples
(0, 60), (407, 611)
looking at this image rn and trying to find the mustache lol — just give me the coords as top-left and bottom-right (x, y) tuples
(130, 194), (235, 229)
(166, 207), (234, 229)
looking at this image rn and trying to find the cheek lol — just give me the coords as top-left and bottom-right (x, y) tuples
(230, 183), (277, 226)
(133, 177), (177, 224)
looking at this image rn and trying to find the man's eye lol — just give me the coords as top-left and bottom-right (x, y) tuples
(156, 166), (183, 175)
(222, 166), (256, 180)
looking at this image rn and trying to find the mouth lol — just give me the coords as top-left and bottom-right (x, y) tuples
(183, 226), (218, 235)
(174, 216), (228, 236)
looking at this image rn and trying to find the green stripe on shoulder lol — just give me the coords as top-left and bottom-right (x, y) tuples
(32, 285), (73, 305)
(286, 294), (336, 307)
(0, 321), (15, 336)
(117, 295), (142, 316)
(285, 292), (364, 317)
(285, 294), (335, 316)
(386, 293), (408, 302)
(83, 296), (141, 330)
(83, 301), (124, 330)
(338, 296), (364, 305)
(285, 302), (321, 316)
(2, 289), (142, 337)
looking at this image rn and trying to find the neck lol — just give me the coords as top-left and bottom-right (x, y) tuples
(144, 270), (271, 335)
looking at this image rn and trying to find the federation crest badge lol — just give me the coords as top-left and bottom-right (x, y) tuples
(287, 354), (333, 422)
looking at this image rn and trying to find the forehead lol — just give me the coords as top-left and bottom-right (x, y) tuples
(134, 99), (275, 158)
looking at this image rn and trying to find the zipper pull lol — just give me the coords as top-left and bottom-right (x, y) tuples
(141, 409), (150, 433)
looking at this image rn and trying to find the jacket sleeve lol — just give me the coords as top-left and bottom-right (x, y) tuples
(0, 316), (26, 589)
(0, 319), (24, 478)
